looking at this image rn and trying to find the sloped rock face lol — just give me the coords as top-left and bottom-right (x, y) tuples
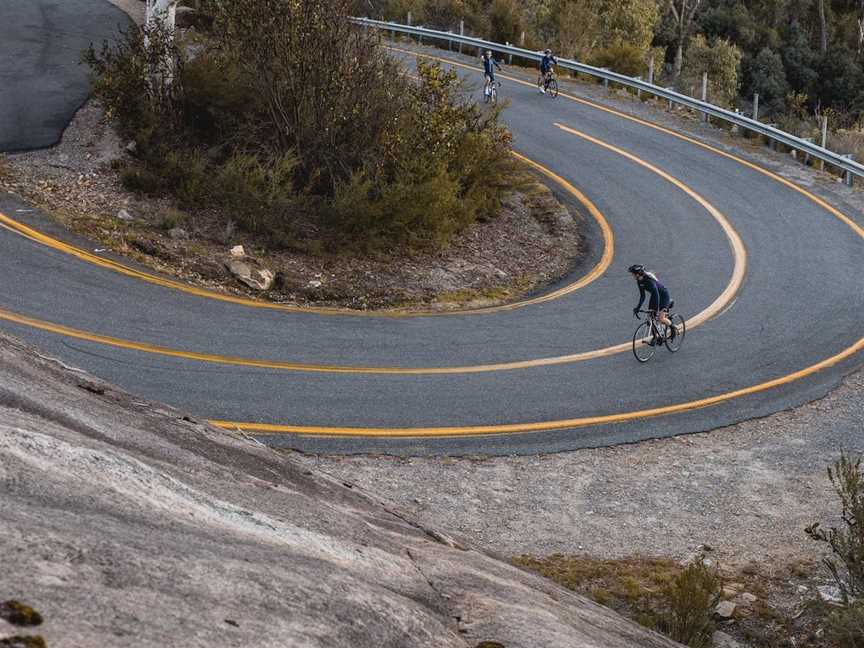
(0, 334), (680, 648)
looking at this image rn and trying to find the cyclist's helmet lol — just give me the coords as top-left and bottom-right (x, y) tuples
(544, 48), (551, 55)
(627, 264), (645, 274)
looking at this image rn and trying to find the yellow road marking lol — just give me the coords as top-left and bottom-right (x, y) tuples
(215, 335), (864, 437)
(392, 45), (864, 240)
(1, 44), (859, 439)
(0, 133), (744, 374)
(0, 149), (612, 318)
(553, 122), (747, 334)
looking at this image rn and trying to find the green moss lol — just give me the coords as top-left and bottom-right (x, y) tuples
(0, 636), (47, 648)
(1, 601), (43, 627)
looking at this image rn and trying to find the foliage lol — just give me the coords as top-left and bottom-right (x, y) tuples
(744, 47), (789, 115)
(806, 451), (864, 604)
(680, 34), (742, 106)
(87, 0), (512, 253)
(656, 557), (722, 648)
(826, 602), (864, 648)
(590, 43), (648, 77)
(488, 0), (524, 45)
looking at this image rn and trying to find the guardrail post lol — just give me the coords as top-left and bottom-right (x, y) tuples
(459, 20), (464, 54)
(820, 115), (829, 172)
(797, 137), (814, 164)
(636, 77), (642, 100)
(844, 154), (856, 186)
(766, 124), (779, 150)
(701, 72), (708, 123)
(666, 88), (674, 111)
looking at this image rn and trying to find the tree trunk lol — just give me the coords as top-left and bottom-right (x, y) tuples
(818, 0), (828, 54)
(674, 41), (683, 78)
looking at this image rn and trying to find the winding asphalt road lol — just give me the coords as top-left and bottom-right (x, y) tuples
(1, 0), (862, 455)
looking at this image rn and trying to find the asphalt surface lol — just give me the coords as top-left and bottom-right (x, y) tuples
(0, 1), (862, 454)
(0, 0), (130, 152)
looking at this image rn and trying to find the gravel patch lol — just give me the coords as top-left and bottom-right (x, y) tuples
(291, 366), (864, 566)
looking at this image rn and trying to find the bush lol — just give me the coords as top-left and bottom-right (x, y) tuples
(826, 602), (864, 648)
(681, 35), (742, 108)
(806, 451), (864, 603)
(589, 43), (647, 77)
(656, 556), (722, 648)
(86, 0), (512, 253)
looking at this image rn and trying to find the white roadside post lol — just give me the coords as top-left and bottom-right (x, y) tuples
(820, 115), (829, 172)
(145, 0), (178, 32)
(701, 72), (708, 123)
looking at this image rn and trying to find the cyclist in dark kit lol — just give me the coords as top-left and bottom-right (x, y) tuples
(628, 264), (674, 345)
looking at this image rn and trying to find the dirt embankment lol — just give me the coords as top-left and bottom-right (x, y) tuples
(0, 95), (585, 313)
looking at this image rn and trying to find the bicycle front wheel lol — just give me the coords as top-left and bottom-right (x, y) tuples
(632, 320), (655, 363)
(547, 79), (558, 98)
(491, 86), (498, 104)
(664, 314), (686, 352)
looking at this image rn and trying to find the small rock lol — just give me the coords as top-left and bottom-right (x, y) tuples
(817, 585), (845, 605)
(797, 585), (809, 594)
(168, 227), (188, 240)
(226, 259), (252, 281)
(125, 140), (137, 155)
(715, 600), (736, 618)
(494, 268), (508, 279)
(225, 260), (274, 290)
(740, 593), (757, 604)
(308, 280), (322, 289)
(230, 245), (246, 258)
(712, 630), (746, 648)
(117, 208), (134, 221)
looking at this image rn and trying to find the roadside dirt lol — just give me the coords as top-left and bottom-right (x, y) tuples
(0, 99), (585, 312)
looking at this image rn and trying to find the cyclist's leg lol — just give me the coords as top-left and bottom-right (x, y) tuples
(657, 291), (672, 328)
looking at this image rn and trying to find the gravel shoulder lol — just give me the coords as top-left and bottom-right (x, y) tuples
(292, 365), (864, 567)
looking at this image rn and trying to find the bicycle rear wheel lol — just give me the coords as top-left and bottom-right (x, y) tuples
(547, 79), (558, 98)
(632, 320), (655, 363)
(664, 314), (686, 352)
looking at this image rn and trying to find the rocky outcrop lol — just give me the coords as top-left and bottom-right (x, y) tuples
(0, 333), (680, 647)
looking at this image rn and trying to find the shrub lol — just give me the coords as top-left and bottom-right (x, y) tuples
(656, 556), (722, 648)
(826, 601), (864, 648)
(589, 43), (647, 77)
(86, 0), (512, 253)
(681, 35), (742, 108)
(806, 451), (864, 603)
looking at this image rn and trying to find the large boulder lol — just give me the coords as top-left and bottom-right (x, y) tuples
(0, 333), (681, 648)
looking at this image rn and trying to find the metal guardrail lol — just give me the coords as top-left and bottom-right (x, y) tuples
(354, 17), (864, 182)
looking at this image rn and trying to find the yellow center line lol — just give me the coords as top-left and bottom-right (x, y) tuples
(0, 150), (612, 318)
(215, 335), (864, 437)
(0, 132), (743, 375)
(1, 44), (859, 440)
(391, 45), (864, 240)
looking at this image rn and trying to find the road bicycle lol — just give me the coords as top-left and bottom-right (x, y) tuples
(632, 303), (686, 363)
(484, 80), (502, 104)
(540, 70), (558, 98)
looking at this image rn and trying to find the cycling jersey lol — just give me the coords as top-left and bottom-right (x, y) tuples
(540, 54), (557, 73)
(483, 56), (500, 78)
(635, 271), (670, 312)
